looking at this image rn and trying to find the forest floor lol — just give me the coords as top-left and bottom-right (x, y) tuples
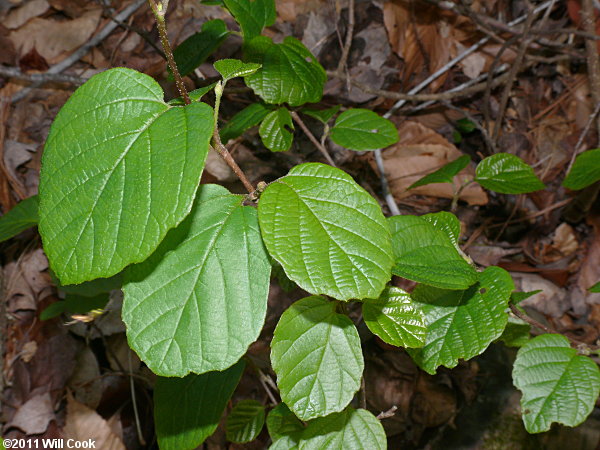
(1, 0), (600, 448)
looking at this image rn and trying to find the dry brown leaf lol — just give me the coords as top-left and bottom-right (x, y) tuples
(63, 392), (125, 450)
(4, 0), (49, 30)
(68, 347), (103, 410)
(8, 392), (54, 434)
(511, 272), (569, 318)
(373, 121), (488, 205)
(577, 215), (600, 306)
(384, 0), (452, 91)
(9, 7), (102, 64)
(275, 0), (330, 23)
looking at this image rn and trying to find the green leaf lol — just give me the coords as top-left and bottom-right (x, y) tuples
(589, 281), (600, 293)
(513, 334), (600, 433)
(497, 316), (530, 347)
(301, 105), (340, 124)
(511, 290), (542, 304)
(563, 148), (600, 190)
(329, 109), (399, 151)
(475, 153), (545, 194)
(362, 286), (426, 348)
(39, 68), (213, 284)
(168, 83), (217, 106)
(388, 215), (477, 290)
(123, 184), (271, 376)
(154, 360), (245, 450)
(173, 19), (229, 77)
(409, 155), (470, 189)
(214, 59), (261, 82)
(299, 408), (386, 449)
(259, 108), (294, 152)
(407, 266), (514, 374)
(223, 0), (276, 41)
(258, 163), (393, 301)
(421, 211), (461, 247)
(220, 102), (272, 143)
(226, 400), (266, 443)
(266, 403), (303, 443)
(455, 118), (476, 134)
(245, 37), (327, 107)
(0, 195), (38, 243)
(271, 296), (364, 420)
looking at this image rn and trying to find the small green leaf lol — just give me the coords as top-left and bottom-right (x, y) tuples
(271, 296), (364, 421)
(226, 400), (266, 443)
(301, 105), (340, 124)
(497, 316), (530, 347)
(123, 185), (271, 376)
(53, 272), (122, 297)
(214, 59), (261, 82)
(155, 360), (245, 450)
(0, 195), (38, 243)
(173, 19), (229, 77)
(456, 118), (476, 134)
(388, 215), (477, 290)
(563, 148), (600, 190)
(220, 102), (272, 143)
(362, 286), (426, 348)
(589, 281), (600, 293)
(258, 163), (393, 301)
(330, 109), (399, 151)
(475, 153), (545, 194)
(245, 37), (327, 107)
(513, 334), (600, 433)
(266, 403), (303, 443)
(407, 266), (514, 374)
(223, 0), (276, 41)
(299, 408), (386, 449)
(259, 108), (294, 152)
(168, 83), (217, 105)
(409, 155), (470, 189)
(511, 290), (542, 304)
(39, 68), (213, 285)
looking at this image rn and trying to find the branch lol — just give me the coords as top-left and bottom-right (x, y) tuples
(290, 111), (336, 166)
(336, 0), (355, 77)
(147, 0), (190, 105)
(0, 66), (87, 86)
(510, 304), (599, 351)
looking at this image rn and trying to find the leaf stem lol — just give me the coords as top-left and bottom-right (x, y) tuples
(290, 111), (336, 166)
(147, 0), (190, 105)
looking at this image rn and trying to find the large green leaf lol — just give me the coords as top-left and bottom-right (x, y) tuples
(388, 215), (477, 290)
(220, 102), (272, 143)
(39, 68), (213, 284)
(154, 360), (245, 450)
(214, 59), (261, 82)
(259, 108), (294, 152)
(475, 153), (545, 194)
(258, 163), (393, 301)
(226, 400), (266, 443)
(173, 19), (229, 77)
(0, 195), (38, 243)
(329, 109), (399, 151)
(362, 286), (426, 348)
(123, 184), (271, 376)
(245, 37), (327, 107)
(409, 155), (470, 189)
(562, 148), (600, 190)
(223, 0), (276, 41)
(407, 266), (514, 374)
(513, 334), (600, 433)
(298, 408), (386, 449)
(271, 296), (364, 421)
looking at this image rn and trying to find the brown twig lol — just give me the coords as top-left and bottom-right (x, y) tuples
(337, 0), (355, 80)
(376, 406), (398, 420)
(487, 198), (571, 229)
(148, 0), (190, 105)
(212, 139), (256, 194)
(580, 0), (600, 138)
(0, 67), (87, 86)
(291, 111), (336, 166)
(510, 304), (600, 351)
(327, 69), (512, 103)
